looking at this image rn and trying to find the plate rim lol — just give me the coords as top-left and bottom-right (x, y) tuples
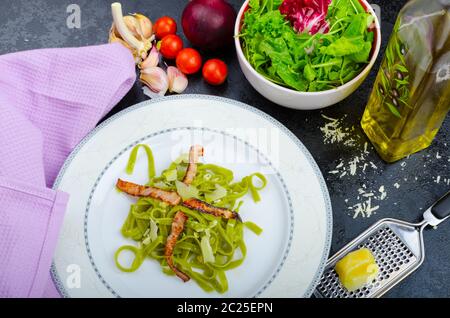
(50, 94), (333, 298)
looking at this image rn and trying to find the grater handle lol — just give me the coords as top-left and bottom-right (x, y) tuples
(431, 191), (450, 220)
(423, 191), (450, 227)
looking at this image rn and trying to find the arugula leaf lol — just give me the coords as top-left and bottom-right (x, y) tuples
(331, 0), (353, 19)
(273, 0), (283, 7)
(349, 0), (365, 14)
(249, 0), (261, 12)
(275, 63), (308, 91)
(349, 41), (372, 62)
(259, 38), (293, 64)
(304, 63), (317, 82)
(343, 13), (369, 36)
(325, 36), (365, 56)
(329, 71), (340, 80)
(365, 30), (374, 43)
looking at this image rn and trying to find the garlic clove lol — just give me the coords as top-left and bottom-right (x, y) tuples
(123, 15), (141, 40)
(140, 67), (169, 96)
(167, 66), (188, 94)
(142, 86), (162, 99)
(140, 46), (160, 69)
(133, 13), (153, 39)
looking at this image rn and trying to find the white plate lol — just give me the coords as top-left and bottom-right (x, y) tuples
(51, 95), (332, 298)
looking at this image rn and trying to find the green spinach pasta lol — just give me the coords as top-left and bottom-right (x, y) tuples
(114, 144), (266, 293)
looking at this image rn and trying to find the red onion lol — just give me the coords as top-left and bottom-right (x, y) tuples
(181, 0), (237, 51)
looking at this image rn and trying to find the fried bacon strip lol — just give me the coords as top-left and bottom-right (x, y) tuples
(182, 145), (204, 185)
(183, 198), (241, 221)
(116, 179), (181, 206)
(164, 211), (190, 282)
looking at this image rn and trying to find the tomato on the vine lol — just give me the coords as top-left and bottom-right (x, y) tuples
(159, 34), (183, 59)
(176, 48), (202, 74)
(154, 16), (177, 39)
(202, 59), (228, 85)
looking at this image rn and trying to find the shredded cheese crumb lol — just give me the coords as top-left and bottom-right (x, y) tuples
(320, 114), (356, 147)
(379, 186), (387, 200)
(349, 197), (380, 219)
(347, 185), (387, 219)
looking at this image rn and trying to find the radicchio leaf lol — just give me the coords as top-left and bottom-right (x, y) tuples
(279, 0), (332, 35)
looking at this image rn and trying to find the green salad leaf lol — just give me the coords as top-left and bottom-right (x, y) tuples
(240, 0), (375, 92)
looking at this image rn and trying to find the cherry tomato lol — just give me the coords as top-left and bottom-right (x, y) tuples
(176, 48), (202, 74)
(154, 16), (177, 39)
(202, 59), (228, 85)
(159, 34), (183, 59)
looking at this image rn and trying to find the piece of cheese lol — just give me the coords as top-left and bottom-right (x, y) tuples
(335, 248), (379, 292)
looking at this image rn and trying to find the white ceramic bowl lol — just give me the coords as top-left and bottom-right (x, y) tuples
(234, 0), (381, 110)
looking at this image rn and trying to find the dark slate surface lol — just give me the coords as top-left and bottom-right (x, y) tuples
(1, 0), (448, 297)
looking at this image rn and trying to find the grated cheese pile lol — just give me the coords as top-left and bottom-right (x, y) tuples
(319, 114), (386, 219)
(320, 114), (356, 147)
(320, 115), (449, 220)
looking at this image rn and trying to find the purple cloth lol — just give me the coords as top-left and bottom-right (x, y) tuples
(0, 43), (136, 297)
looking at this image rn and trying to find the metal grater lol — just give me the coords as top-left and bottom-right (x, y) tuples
(314, 191), (450, 298)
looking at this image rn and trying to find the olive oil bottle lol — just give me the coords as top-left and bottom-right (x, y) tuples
(361, 0), (450, 162)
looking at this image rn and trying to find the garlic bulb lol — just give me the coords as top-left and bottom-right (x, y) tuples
(109, 2), (153, 64)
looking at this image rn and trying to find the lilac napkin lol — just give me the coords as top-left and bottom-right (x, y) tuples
(0, 43), (136, 297)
